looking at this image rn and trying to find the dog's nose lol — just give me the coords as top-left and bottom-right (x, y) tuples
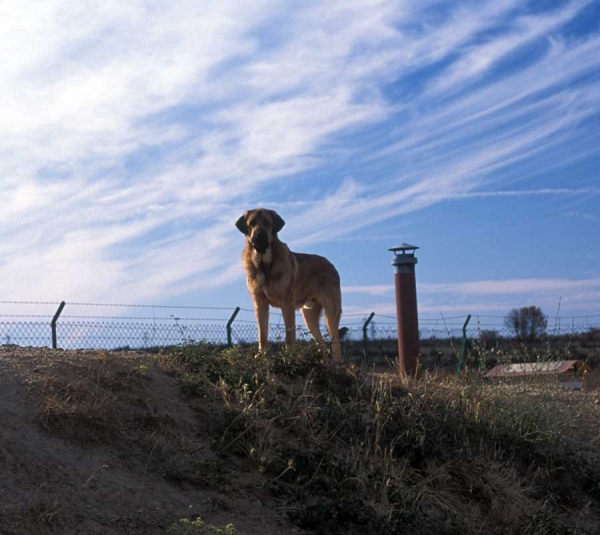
(252, 230), (269, 252)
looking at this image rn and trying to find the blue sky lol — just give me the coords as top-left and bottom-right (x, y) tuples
(1, 0), (599, 324)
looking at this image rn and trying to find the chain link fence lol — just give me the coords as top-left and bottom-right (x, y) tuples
(1, 301), (599, 366)
(0, 301), (390, 352)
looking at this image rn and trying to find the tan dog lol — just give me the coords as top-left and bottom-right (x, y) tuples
(236, 208), (343, 361)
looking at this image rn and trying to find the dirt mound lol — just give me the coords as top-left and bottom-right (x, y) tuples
(2, 344), (599, 535)
(0, 347), (301, 535)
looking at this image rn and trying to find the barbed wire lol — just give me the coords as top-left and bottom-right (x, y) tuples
(0, 300), (254, 312)
(2, 300), (599, 322)
(1, 314), (256, 322)
(0, 314), (55, 319)
(0, 300), (62, 306)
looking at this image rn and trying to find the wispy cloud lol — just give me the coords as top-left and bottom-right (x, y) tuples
(421, 187), (600, 202)
(344, 285), (394, 297)
(346, 277), (600, 295)
(345, 277), (600, 316)
(564, 211), (600, 222)
(420, 278), (600, 296)
(426, 0), (594, 96)
(0, 1), (598, 306)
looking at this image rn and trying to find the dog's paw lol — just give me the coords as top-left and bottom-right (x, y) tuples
(254, 348), (269, 358)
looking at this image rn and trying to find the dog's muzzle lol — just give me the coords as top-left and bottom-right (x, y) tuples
(251, 230), (269, 254)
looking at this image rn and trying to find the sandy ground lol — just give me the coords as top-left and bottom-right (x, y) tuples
(0, 346), (305, 535)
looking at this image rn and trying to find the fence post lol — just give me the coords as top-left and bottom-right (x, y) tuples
(51, 301), (66, 349)
(227, 307), (241, 348)
(456, 314), (471, 377)
(362, 312), (375, 358)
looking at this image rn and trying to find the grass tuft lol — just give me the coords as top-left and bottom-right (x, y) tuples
(171, 341), (600, 534)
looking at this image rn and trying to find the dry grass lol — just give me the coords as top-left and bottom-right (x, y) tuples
(2, 343), (598, 534)
(171, 341), (600, 535)
(36, 355), (152, 444)
(0, 347), (298, 535)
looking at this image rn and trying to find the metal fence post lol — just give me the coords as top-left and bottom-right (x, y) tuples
(51, 301), (66, 349)
(362, 312), (375, 358)
(456, 314), (471, 377)
(227, 307), (241, 347)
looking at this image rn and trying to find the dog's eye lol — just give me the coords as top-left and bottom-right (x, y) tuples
(248, 219), (256, 226)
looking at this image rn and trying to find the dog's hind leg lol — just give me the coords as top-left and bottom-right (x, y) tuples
(301, 303), (324, 346)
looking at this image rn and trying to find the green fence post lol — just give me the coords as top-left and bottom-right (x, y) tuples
(456, 314), (472, 377)
(362, 312), (375, 359)
(227, 307), (241, 348)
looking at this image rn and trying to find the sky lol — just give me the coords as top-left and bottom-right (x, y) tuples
(1, 0), (599, 328)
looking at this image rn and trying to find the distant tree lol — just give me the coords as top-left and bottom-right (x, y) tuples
(504, 306), (547, 340)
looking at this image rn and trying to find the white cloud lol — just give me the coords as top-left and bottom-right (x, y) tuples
(0, 0), (598, 309)
(346, 277), (600, 297)
(420, 278), (600, 296)
(343, 277), (600, 318)
(0, 0), (408, 302)
(344, 285), (394, 297)
(426, 0), (593, 96)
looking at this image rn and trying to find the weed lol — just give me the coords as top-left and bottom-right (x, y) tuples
(39, 379), (121, 444)
(166, 516), (239, 535)
(18, 498), (63, 528)
(163, 458), (232, 489)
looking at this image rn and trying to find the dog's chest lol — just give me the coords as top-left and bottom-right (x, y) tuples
(251, 265), (288, 306)
(254, 260), (271, 285)
(257, 272), (285, 306)
(245, 245), (294, 306)
(264, 287), (284, 307)
(254, 269), (269, 287)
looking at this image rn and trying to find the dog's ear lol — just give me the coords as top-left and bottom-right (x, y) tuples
(235, 213), (248, 235)
(271, 211), (285, 234)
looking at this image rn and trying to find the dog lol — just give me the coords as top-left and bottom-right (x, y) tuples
(236, 208), (343, 361)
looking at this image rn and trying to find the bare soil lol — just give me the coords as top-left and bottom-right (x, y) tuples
(0, 347), (305, 535)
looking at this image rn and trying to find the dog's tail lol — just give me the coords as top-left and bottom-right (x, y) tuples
(338, 327), (349, 340)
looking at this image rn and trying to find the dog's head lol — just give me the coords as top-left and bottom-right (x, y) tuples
(236, 208), (285, 254)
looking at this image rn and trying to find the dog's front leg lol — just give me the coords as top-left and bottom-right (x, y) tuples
(254, 295), (270, 351)
(281, 304), (296, 346)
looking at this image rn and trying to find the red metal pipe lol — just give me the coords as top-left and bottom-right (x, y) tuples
(390, 244), (420, 376)
(394, 270), (419, 375)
